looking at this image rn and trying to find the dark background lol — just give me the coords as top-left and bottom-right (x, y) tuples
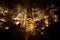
(0, 0), (60, 40)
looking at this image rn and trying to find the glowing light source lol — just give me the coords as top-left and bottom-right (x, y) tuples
(0, 18), (6, 22)
(4, 10), (8, 13)
(45, 19), (49, 27)
(5, 26), (9, 30)
(12, 17), (20, 20)
(54, 15), (58, 22)
(15, 21), (20, 25)
(41, 27), (45, 30)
